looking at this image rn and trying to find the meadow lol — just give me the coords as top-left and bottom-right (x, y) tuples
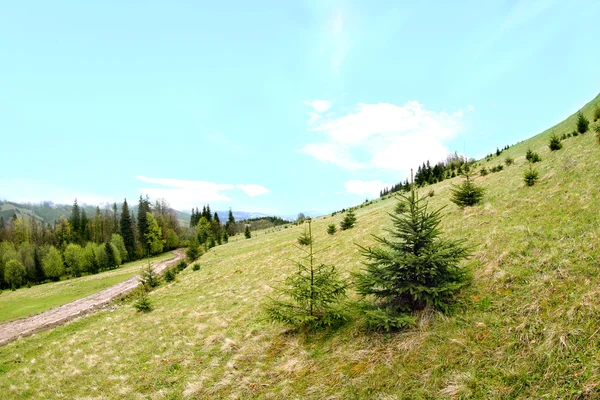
(0, 96), (599, 398)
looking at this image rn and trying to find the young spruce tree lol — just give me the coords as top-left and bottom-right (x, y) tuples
(450, 164), (485, 207)
(340, 210), (356, 230)
(355, 178), (470, 331)
(265, 219), (347, 330)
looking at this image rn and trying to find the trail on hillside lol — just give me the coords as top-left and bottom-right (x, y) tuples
(0, 250), (185, 346)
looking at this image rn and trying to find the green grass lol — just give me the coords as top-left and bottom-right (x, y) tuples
(1, 95), (600, 398)
(0, 252), (175, 322)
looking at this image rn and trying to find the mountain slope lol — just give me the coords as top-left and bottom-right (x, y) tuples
(1, 95), (600, 398)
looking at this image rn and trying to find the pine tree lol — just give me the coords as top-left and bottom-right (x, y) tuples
(327, 224), (337, 235)
(205, 205), (212, 222)
(244, 226), (251, 239)
(120, 199), (136, 261)
(577, 112), (590, 134)
(355, 183), (470, 331)
(340, 210), (356, 230)
(265, 220), (347, 330)
(450, 166), (485, 207)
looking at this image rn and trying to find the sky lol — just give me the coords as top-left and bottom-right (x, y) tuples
(1, 0), (600, 217)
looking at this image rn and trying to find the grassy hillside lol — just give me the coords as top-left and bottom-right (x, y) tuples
(1, 96), (600, 398)
(0, 252), (176, 322)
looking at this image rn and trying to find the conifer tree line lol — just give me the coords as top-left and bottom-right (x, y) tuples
(380, 153), (476, 197)
(0, 196), (182, 290)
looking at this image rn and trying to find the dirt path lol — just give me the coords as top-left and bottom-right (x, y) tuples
(0, 250), (185, 346)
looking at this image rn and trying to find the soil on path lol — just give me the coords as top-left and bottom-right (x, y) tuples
(0, 250), (185, 346)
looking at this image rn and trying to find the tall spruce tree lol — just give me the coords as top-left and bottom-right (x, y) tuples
(120, 199), (136, 261)
(80, 209), (90, 242)
(33, 247), (45, 283)
(137, 195), (151, 254)
(355, 181), (470, 331)
(244, 226), (251, 239)
(205, 205), (212, 222)
(226, 208), (235, 235)
(69, 199), (81, 243)
(112, 203), (119, 234)
(105, 242), (118, 270)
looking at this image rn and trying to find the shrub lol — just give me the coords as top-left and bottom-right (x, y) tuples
(548, 134), (562, 151)
(595, 124), (600, 143)
(490, 165), (504, 173)
(572, 130), (579, 137)
(133, 288), (153, 312)
(594, 106), (600, 122)
(480, 168), (488, 176)
(5, 260), (27, 290)
(428, 190), (435, 197)
(265, 220), (347, 330)
(326, 224), (337, 235)
(163, 268), (176, 282)
(577, 112), (589, 134)
(355, 183), (470, 331)
(176, 260), (187, 272)
(504, 157), (514, 166)
(244, 226), (251, 239)
(523, 165), (539, 186)
(340, 210), (356, 230)
(192, 264), (200, 271)
(525, 149), (541, 163)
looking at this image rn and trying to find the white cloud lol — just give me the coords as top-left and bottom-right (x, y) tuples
(236, 184), (270, 197)
(344, 180), (392, 198)
(467, 104), (475, 111)
(137, 176), (234, 210)
(303, 100), (332, 113)
(302, 101), (464, 172)
(301, 142), (365, 170)
(136, 176), (269, 211)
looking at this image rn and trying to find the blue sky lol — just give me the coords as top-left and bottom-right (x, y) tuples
(1, 0), (599, 217)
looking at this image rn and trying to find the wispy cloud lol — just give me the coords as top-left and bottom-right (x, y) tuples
(301, 142), (365, 170)
(301, 101), (464, 172)
(344, 180), (392, 198)
(330, 10), (349, 75)
(136, 176), (269, 210)
(303, 100), (332, 113)
(236, 184), (269, 197)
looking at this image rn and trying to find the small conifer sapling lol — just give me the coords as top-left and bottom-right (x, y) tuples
(265, 220), (347, 330)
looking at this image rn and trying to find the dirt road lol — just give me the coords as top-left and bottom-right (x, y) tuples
(0, 250), (185, 346)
